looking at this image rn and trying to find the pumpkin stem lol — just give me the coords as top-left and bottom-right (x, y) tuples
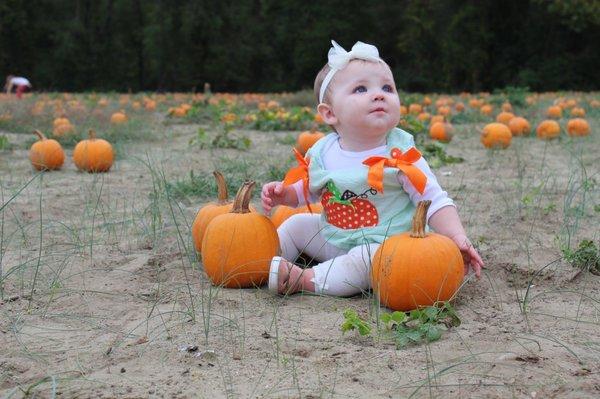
(231, 181), (255, 214)
(213, 171), (229, 204)
(410, 200), (431, 238)
(88, 129), (96, 140)
(33, 129), (46, 141)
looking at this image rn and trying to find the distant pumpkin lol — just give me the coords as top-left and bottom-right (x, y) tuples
(110, 110), (128, 124)
(29, 130), (65, 171)
(536, 120), (561, 140)
(570, 107), (586, 117)
(480, 104), (493, 116)
(566, 118), (590, 137)
(496, 112), (515, 125)
(481, 123), (512, 149)
(408, 103), (422, 114)
(429, 122), (453, 142)
(73, 129), (114, 172)
(507, 117), (531, 136)
(296, 128), (325, 155)
(546, 106), (562, 119)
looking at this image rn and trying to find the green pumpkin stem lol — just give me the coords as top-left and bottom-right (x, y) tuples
(410, 200), (431, 238)
(213, 171), (229, 204)
(33, 129), (46, 141)
(232, 181), (255, 214)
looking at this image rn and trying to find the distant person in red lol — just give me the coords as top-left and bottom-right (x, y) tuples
(4, 75), (32, 99)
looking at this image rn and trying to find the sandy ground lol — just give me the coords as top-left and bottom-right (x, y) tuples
(0, 118), (599, 398)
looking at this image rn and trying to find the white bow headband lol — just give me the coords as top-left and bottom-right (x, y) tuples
(319, 40), (384, 104)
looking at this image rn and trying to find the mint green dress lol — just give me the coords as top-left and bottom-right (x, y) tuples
(305, 127), (419, 250)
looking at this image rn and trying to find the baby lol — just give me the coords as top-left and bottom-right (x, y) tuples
(261, 40), (483, 296)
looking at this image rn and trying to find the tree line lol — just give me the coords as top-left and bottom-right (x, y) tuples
(1, 0), (598, 93)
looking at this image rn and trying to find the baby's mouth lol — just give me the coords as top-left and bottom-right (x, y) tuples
(370, 107), (386, 114)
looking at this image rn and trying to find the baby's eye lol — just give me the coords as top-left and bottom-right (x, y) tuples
(383, 84), (394, 93)
(353, 85), (367, 93)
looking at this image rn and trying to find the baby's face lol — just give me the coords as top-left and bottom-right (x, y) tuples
(328, 60), (401, 139)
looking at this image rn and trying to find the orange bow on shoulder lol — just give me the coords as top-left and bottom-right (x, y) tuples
(283, 148), (313, 212)
(362, 147), (427, 194)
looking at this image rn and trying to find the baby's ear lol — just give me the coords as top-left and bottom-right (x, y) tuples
(317, 103), (337, 125)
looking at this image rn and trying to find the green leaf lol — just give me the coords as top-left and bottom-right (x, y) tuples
(391, 311), (406, 323)
(405, 330), (422, 342)
(425, 325), (442, 342)
(423, 306), (439, 322)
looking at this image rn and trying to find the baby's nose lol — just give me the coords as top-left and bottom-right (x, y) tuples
(373, 92), (385, 101)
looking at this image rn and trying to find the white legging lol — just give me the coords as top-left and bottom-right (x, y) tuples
(277, 213), (380, 296)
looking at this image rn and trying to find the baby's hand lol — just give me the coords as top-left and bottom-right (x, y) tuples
(451, 234), (484, 278)
(261, 181), (286, 214)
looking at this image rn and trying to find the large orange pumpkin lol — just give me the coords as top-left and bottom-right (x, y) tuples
(29, 130), (65, 171)
(372, 201), (464, 311)
(201, 181), (279, 288)
(481, 123), (512, 148)
(270, 203), (323, 229)
(536, 120), (561, 140)
(429, 122), (453, 142)
(296, 128), (324, 155)
(566, 118), (590, 137)
(73, 130), (114, 172)
(507, 117), (531, 136)
(192, 171), (233, 253)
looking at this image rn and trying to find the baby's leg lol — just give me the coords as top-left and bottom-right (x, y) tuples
(278, 213), (345, 262)
(311, 243), (380, 297)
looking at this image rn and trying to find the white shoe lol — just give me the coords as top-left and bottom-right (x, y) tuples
(268, 256), (283, 293)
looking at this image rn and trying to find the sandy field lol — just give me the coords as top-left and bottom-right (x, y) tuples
(1, 99), (599, 398)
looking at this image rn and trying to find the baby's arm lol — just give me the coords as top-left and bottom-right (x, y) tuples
(261, 181), (299, 214)
(428, 206), (484, 278)
(399, 157), (484, 277)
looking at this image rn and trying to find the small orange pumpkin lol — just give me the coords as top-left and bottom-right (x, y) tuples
(546, 106), (562, 119)
(536, 120), (561, 140)
(73, 129), (114, 172)
(417, 112), (431, 122)
(408, 103), (422, 114)
(201, 181), (279, 288)
(570, 107), (585, 117)
(110, 110), (128, 124)
(429, 122), (453, 142)
(507, 117), (531, 136)
(296, 127), (325, 155)
(501, 102), (513, 112)
(566, 118), (590, 137)
(481, 123), (512, 148)
(454, 102), (465, 112)
(29, 130), (65, 171)
(192, 171), (234, 253)
(430, 115), (445, 125)
(270, 203), (323, 229)
(496, 111), (515, 125)
(371, 201), (464, 311)
(480, 104), (493, 116)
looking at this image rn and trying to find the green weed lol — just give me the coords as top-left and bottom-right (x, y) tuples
(341, 301), (461, 348)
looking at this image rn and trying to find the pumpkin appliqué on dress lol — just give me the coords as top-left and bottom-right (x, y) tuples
(321, 181), (379, 229)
